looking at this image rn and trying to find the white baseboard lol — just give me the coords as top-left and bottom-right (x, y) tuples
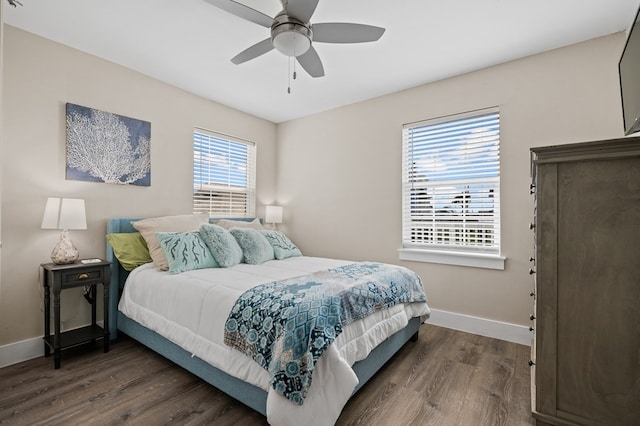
(1, 314), (531, 368)
(426, 308), (533, 346)
(0, 321), (105, 369)
(0, 336), (43, 368)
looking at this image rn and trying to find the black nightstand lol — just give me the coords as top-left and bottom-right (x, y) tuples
(41, 260), (111, 368)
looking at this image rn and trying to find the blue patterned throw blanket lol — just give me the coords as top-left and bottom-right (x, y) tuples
(224, 262), (426, 405)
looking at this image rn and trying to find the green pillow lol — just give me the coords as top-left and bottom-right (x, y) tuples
(260, 230), (302, 260)
(155, 231), (218, 274)
(229, 228), (275, 265)
(199, 223), (244, 268)
(106, 232), (153, 271)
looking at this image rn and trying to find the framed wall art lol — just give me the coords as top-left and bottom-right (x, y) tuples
(65, 103), (151, 186)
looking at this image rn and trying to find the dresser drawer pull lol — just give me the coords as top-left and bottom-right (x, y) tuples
(529, 268), (536, 275)
(530, 314), (536, 321)
(77, 273), (90, 280)
(528, 360), (535, 367)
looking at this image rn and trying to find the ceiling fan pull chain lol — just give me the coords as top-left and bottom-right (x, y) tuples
(293, 33), (297, 80)
(287, 57), (292, 94)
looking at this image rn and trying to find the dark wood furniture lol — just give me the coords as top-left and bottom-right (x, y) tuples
(41, 260), (111, 368)
(529, 137), (640, 425)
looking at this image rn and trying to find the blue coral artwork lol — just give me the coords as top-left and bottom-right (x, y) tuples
(65, 103), (151, 186)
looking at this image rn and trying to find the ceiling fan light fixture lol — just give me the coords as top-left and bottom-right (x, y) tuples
(271, 19), (312, 57)
(205, 1), (385, 78)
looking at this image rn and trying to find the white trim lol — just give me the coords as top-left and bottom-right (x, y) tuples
(425, 308), (532, 346)
(0, 314), (530, 367)
(0, 336), (43, 368)
(0, 321), (105, 368)
(399, 248), (505, 270)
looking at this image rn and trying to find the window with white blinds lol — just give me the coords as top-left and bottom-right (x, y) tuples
(401, 108), (502, 268)
(193, 129), (256, 218)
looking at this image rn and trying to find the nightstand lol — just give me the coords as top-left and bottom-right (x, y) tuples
(41, 260), (111, 369)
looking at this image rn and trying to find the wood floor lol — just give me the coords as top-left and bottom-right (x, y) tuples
(0, 325), (535, 425)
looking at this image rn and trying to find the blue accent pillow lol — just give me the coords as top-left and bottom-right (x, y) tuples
(155, 231), (218, 274)
(260, 230), (302, 260)
(199, 223), (244, 267)
(229, 228), (275, 265)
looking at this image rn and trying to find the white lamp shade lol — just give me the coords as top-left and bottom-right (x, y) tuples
(265, 205), (283, 224)
(41, 198), (62, 229)
(41, 197), (87, 230)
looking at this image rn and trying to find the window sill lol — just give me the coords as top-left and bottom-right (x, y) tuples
(398, 248), (505, 270)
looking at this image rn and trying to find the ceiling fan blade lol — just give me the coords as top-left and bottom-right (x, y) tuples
(231, 38), (274, 64)
(285, 0), (319, 23)
(296, 46), (325, 78)
(202, 0), (274, 28)
(312, 23), (385, 43)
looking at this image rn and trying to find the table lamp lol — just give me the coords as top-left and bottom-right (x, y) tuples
(41, 197), (87, 264)
(265, 205), (283, 230)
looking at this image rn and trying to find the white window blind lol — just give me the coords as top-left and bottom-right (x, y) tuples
(402, 108), (500, 255)
(193, 129), (256, 218)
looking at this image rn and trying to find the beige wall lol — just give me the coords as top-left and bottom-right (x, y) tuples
(0, 26), (277, 346)
(0, 25), (628, 348)
(276, 33), (626, 327)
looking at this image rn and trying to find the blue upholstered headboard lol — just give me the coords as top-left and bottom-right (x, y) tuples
(105, 217), (260, 339)
(106, 217), (143, 339)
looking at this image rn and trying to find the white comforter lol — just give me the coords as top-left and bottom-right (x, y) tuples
(118, 256), (430, 425)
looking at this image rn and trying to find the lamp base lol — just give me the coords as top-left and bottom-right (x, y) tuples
(51, 229), (79, 264)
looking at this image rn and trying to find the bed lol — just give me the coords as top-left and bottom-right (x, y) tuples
(105, 216), (430, 425)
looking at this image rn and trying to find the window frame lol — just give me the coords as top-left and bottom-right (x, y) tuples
(193, 128), (256, 218)
(398, 108), (505, 270)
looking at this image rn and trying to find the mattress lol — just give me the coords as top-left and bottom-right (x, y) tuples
(118, 256), (430, 425)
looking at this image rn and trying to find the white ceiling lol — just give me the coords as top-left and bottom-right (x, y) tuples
(3, 0), (640, 123)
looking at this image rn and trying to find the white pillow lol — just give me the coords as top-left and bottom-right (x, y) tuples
(132, 213), (209, 271)
(215, 218), (264, 230)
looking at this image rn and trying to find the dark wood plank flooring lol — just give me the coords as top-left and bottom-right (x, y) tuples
(0, 325), (535, 425)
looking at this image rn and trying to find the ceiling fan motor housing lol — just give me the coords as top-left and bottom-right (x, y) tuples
(271, 13), (312, 57)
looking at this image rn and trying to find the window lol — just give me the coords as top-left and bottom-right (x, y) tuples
(193, 129), (256, 218)
(400, 108), (504, 269)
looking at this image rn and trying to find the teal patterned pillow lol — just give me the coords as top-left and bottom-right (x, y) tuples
(229, 228), (275, 265)
(199, 223), (244, 267)
(260, 230), (302, 260)
(155, 231), (218, 274)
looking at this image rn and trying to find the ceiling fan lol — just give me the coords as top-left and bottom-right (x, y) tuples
(203, 0), (385, 78)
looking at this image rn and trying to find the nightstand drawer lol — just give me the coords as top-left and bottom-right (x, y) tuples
(61, 267), (105, 287)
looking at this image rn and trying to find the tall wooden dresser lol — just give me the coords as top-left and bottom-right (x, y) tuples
(529, 137), (640, 426)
